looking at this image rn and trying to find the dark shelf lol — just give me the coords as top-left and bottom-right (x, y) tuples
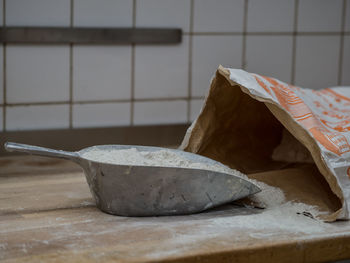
(0, 27), (182, 44)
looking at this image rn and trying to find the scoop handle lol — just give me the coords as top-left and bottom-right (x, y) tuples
(4, 142), (80, 163)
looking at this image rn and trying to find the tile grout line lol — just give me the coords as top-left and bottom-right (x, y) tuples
(291, 0), (299, 85)
(1, 96), (203, 107)
(130, 0), (136, 126)
(2, 45), (5, 132)
(187, 0), (194, 123)
(130, 46), (135, 125)
(241, 0), (248, 70)
(2, 0), (6, 131)
(69, 46), (73, 129)
(69, 0), (74, 129)
(183, 32), (347, 36)
(338, 0), (347, 86)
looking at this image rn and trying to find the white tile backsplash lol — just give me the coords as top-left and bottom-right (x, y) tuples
(193, 0), (244, 32)
(247, 0), (294, 32)
(134, 37), (189, 99)
(73, 103), (130, 128)
(73, 45), (131, 101)
(74, 0), (133, 27)
(136, 0), (190, 32)
(134, 100), (187, 125)
(297, 0), (343, 32)
(295, 36), (340, 90)
(2, 0), (349, 131)
(0, 45), (3, 104)
(0, 107), (3, 131)
(246, 36), (293, 83)
(7, 45), (70, 103)
(346, 0), (350, 32)
(6, 105), (69, 131)
(342, 36), (350, 85)
(192, 35), (242, 97)
(190, 99), (204, 122)
(0, 0), (3, 26)
(6, 0), (70, 26)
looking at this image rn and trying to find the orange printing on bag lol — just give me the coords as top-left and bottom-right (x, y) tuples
(253, 74), (350, 156)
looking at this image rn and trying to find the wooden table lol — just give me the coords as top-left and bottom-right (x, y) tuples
(1, 156), (350, 263)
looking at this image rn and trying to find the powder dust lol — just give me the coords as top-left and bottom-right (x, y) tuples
(82, 147), (245, 178)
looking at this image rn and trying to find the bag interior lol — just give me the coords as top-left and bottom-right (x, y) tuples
(184, 72), (342, 220)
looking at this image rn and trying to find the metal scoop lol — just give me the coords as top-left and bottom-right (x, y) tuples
(4, 142), (260, 216)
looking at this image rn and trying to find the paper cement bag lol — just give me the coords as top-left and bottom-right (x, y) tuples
(181, 66), (350, 221)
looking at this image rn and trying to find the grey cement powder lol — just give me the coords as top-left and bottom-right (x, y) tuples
(82, 147), (242, 176)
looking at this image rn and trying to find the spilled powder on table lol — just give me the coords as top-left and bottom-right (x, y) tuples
(82, 147), (327, 233)
(206, 202), (326, 235)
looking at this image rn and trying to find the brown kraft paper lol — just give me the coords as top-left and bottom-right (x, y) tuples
(181, 66), (350, 221)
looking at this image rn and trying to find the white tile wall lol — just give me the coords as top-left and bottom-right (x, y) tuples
(295, 36), (340, 90)
(192, 35), (242, 97)
(190, 99), (204, 122)
(346, 0), (350, 32)
(297, 0), (343, 32)
(6, 105), (69, 131)
(342, 36), (350, 85)
(136, 0), (190, 32)
(6, 0), (70, 26)
(0, 45), (3, 104)
(0, 107), (3, 131)
(247, 0), (294, 32)
(7, 45), (70, 103)
(73, 45), (131, 101)
(0, 0), (3, 26)
(134, 37), (189, 99)
(74, 0), (133, 27)
(193, 0), (244, 32)
(134, 100), (187, 125)
(73, 103), (130, 128)
(2, 0), (350, 131)
(246, 36), (293, 83)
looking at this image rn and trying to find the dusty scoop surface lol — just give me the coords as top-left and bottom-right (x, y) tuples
(5, 142), (261, 216)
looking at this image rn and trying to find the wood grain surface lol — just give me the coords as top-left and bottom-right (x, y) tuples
(1, 156), (350, 263)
